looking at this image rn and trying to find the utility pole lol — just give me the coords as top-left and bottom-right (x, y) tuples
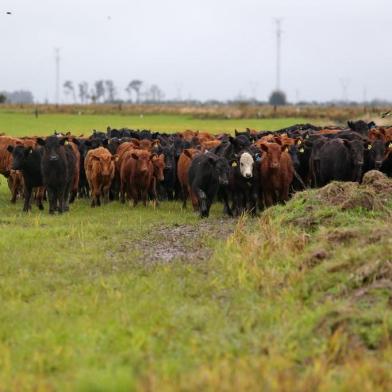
(339, 78), (350, 103)
(55, 48), (60, 104)
(274, 19), (283, 91)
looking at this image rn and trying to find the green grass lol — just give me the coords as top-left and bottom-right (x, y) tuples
(0, 110), (315, 136)
(0, 112), (391, 391)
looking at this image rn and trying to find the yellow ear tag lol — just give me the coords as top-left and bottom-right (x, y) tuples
(297, 140), (302, 145)
(232, 161), (237, 167)
(367, 144), (372, 150)
(299, 147), (304, 153)
(389, 142), (392, 148)
(65, 140), (69, 145)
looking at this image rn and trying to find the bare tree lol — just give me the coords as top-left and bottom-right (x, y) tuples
(63, 80), (76, 103)
(105, 80), (116, 102)
(126, 80), (143, 103)
(78, 82), (89, 104)
(94, 80), (105, 103)
(149, 84), (164, 102)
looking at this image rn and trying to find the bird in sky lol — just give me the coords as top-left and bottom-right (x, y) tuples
(6, 11), (12, 15)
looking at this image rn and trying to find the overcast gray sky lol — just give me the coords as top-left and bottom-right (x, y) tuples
(1, 0), (391, 103)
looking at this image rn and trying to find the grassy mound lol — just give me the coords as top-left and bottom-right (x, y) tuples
(152, 174), (392, 391)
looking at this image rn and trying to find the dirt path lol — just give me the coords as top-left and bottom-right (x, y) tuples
(132, 218), (235, 265)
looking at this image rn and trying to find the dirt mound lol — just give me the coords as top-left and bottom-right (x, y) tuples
(316, 171), (392, 211)
(361, 170), (392, 194)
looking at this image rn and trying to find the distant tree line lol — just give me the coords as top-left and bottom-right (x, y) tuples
(0, 90), (34, 104)
(63, 80), (165, 104)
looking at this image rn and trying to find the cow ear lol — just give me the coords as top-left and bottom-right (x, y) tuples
(111, 154), (118, 161)
(152, 139), (160, 147)
(235, 129), (239, 136)
(281, 144), (289, 152)
(347, 121), (354, 129)
(37, 138), (45, 146)
(259, 144), (268, 152)
(7, 145), (14, 153)
(183, 149), (193, 159)
(102, 139), (109, 146)
(274, 137), (282, 145)
(150, 153), (157, 160)
(59, 138), (67, 145)
(72, 138), (80, 146)
(131, 153), (139, 160)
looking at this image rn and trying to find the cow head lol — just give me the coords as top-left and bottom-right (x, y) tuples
(37, 136), (66, 162)
(131, 152), (152, 174)
(238, 151), (254, 179)
(343, 139), (365, 167)
(213, 156), (230, 186)
(152, 154), (165, 182)
(92, 153), (116, 177)
(7, 145), (32, 170)
(367, 140), (386, 170)
(259, 142), (286, 170)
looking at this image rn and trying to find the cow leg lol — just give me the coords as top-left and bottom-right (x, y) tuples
(36, 187), (45, 210)
(221, 188), (233, 217)
(120, 179), (126, 204)
(264, 190), (273, 208)
(195, 188), (208, 218)
(23, 186), (33, 212)
(47, 188), (57, 214)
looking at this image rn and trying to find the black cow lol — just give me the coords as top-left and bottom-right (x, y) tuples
(156, 144), (176, 200)
(37, 136), (76, 214)
(7, 145), (44, 212)
(347, 120), (376, 137)
(319, 138), (365, 186)
(364, 139), (387, 172)
(228, 150), (259, 216)
(188, 153), (231, 218)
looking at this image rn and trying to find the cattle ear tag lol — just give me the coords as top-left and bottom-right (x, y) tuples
(299, 147), (304, 153)
(367, 144), (372, 150)
(389, 142), (392, 148)
(231, 161), (237, 167)
(65, 140), (69, 145)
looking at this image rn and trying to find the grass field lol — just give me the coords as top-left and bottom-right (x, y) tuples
(0, 113), (391, 391)
(0, 110), (317, 136)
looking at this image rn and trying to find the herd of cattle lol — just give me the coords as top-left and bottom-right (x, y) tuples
(0, 120), (391, 217)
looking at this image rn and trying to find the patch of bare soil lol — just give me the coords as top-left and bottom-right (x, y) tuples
(132, 219), (235, 265)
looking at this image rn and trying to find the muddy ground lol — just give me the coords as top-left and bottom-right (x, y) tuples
(117, 218), (236, 266)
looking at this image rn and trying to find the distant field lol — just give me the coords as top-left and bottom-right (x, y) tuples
(0, 111), (318, 136)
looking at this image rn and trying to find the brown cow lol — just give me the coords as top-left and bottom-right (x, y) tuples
(0, 136), (23, 177)
(259, 142), (294, 208)
(7, 170), (24, 203)
(67, 140), (81, 203)
(120, 150), (154, 206)
(85, 147), (116, 207)
(177, 148), (201, 209)
(150, 154), (165, 206)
